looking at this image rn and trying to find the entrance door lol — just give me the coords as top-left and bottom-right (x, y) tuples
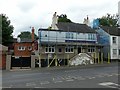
(78, 47), (81, 54)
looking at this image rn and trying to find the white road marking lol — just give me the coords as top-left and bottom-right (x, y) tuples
(111, 73), (119, 76)
(96, 75), (105, 78)
(76, 77), (85, 80)
(88, 77), (96, 79)
(34, 87), (45, 88)
(65, 79), (74, 82)
(107, 75), (113, 77)
(40, 81), (50, 85)
(26, 82), (36, 86)
(54, 80), (63, 83)
(99, 82), (119, 88)
(65, 70), (77, 72)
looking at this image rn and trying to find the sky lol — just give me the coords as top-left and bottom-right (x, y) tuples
(0, 0), (120, 38)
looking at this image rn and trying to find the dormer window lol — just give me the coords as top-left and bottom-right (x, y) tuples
(28, 46), (32, 51)
(18, 46), (25, 51)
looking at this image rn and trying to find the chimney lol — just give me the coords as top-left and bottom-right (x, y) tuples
(31, 27), (35, 42)
(51, 12), (58, 30)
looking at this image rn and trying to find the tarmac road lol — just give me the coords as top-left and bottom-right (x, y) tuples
(2, 62), (119, 89)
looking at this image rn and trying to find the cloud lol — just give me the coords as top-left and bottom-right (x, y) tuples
(0, 0), (119, 38)
(17, 0), (36, 12)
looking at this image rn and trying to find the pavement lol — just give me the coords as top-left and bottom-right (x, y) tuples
(30, 62), (119, 72)
(2, 61), (119, 72)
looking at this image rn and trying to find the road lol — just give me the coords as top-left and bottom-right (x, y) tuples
(2, 62), (120, 89)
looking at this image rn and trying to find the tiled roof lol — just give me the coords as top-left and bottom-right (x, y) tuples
(57, 22), (96, 33)
(100, 26), (120, 36)
(20, 38), (32, 43)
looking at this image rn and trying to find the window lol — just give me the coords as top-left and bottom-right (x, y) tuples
(66, 32), (73, 39)
(65, 46), (74, 53)
(112, 37), (117, 44)
(113, 49), (117, 55)
(119, 49), (120, 55)
(88, 34), (95, 40)
(58, 48), (62, 53)
(88, 47), (95, 52)
(18, 46), (25, 51)
(45, 46), (55, 53)
(28, 46), (32, 51)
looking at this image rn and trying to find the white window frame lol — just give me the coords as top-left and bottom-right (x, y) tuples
(88, 47), (95, 53)
(112, 37), (117, 44)
(113, 49), (117, 55)
(18, 46), (26, 51)
(65, 46), (74, 53)
(45, 46), (55, 53)
(28, 46), (32, 51)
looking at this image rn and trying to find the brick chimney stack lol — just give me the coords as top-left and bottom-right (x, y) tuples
(31, 27), (35, 51)
(31, 27), (35, 42)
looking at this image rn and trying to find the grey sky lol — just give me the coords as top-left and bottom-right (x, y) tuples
(0, 0), (119, 37)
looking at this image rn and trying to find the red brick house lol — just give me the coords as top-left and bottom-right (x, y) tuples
(11, 27), (38, 68)
(0, 44), (8, 69)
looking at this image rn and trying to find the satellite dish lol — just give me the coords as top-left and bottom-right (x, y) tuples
(17, 37), (21, 42)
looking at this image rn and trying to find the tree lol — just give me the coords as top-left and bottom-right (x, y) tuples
(98, 13), (118, 27)
(1, 14), (14, 46)
(58, 14), (72, 23)
(17, 31), (38, 40)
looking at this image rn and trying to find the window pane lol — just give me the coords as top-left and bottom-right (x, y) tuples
(45, 47), (48, 52)
(68, 48), (70, 52)
(58, 48), (62, 52)
(113, 49), (117, 55)
(71, 48), (73, 52)
(49, 48), (51, 52)
(112, 37), (116, 44)
(119, 49), (120, 55)
(52, 48), (54, 52)
(66, 48), (67, 52)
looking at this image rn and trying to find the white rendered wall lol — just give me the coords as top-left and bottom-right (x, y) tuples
(118, 1), (120, 26)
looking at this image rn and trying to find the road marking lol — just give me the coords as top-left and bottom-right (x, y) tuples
(107, 75), (113, 77)
(88, 77), (96, 79)
(65, 79), (74, 82)
(40, 81), (50, 85)
(111, 73), (120, 76)
(76, 77), (85, 80)
(99, 82), (120, 88)
(54, 80), (63, 83)
(26, 82), (36, 86)
(34, 87), (45, 88)
(65, 70), (77, 72)
(96, 75), (105, 78)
